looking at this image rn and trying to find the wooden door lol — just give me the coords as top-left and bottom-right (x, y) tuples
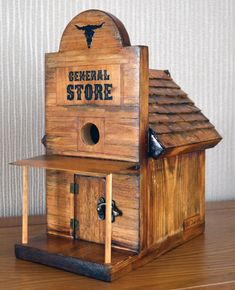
(74, 175), (105, 244)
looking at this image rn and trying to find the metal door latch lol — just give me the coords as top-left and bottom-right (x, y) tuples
(97, 197), (122, 223)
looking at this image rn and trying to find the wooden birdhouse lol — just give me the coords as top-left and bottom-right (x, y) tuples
(12, 10), (222, 281)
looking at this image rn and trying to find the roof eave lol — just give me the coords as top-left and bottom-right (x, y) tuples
(150, 137), (222, 159)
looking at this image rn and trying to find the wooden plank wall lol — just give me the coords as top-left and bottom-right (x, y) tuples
(46, 171), (140, 252)
(75, 176), (106, 244)
(45, 47), (143, 162)
(147, 151), (205, 246)
(112, 174), (140, 251)
(46, 170), (74, 238)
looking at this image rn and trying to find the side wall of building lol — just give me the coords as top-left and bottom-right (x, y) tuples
(147, 151), (205, 246)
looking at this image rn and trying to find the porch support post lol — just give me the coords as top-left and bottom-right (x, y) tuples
(105, 173), (112, 264)
(22, 166), (29, 244)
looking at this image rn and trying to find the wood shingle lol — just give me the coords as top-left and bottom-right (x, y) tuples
(149, 69), (222, 157)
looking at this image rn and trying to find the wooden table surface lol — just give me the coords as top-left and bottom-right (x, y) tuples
(0, 201), (235, 290)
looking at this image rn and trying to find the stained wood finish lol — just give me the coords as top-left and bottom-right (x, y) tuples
(111, 174), (140, 251)
(12, 155), (138, 176)
(75, 176), (105, 243)
(149, 69), (222, 156)
(16, 151), (207, 281)
(45, 10), (148, 162)
(1, 201), (235, 288)
(45, 46), (145, 162)
(10, 9), (222, 283)
(15, 244), (111, 282)
(147, 151), (205, 246)
(22, 166), (29, 244)
(59, 10), (130, 51)
(18, 234), (135, 265)
(111, 223), (205, 281)
(14, 223), (204, 282)
(0, 215), (46, 228)
(56, 65), (121, 106)
(139, 46), (149, 250)
(105, 174), (112, 264)
(15, 233), (137, 281)
(48, 172), (140, 252)
(158, 139), (220, 159)
(46, 170), (74, 238)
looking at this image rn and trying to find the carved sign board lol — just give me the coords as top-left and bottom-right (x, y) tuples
(56, 65), (120, 106)
(45, 9), (149, 162)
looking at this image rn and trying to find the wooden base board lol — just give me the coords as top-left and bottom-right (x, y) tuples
(15, 224), (204, 282)
(15, 234), (136, 282)
(16, 244), (111, 281)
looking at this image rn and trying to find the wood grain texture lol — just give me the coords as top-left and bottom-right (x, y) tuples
(12, 155), (138, 176)
(149, 70), (222, 156)
(1, 201), (234, 288)
(47, 172), (140, 252)
(1, 0), (233, 220)
(110, 223), (205, 281)
(22, 166), (29, 244)
(148, 151), (205, 246)
(44, 10), (148, 162)
(14, 223), (205, 282)
(10, 7), (221, 282)
(111, 174), (140, 251)
(46, 170), (74, 238)
(0, 215), (46, 228)
(105, 174), (112, 264)
(16, 234), (136, 266)
(59, 10), (130, 51)
(45, 46), (145, 162)
(139, 46), (149, 250)
(15, 242), (111, 282)
(14, 150), (207, 281)
(75, 176), (106, 244)
(0, 203), (216, 229)
(56, 65), (121, 106)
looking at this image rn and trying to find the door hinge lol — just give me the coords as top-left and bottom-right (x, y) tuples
(70, 218), (79, 238)
(70, 183), (79, 195)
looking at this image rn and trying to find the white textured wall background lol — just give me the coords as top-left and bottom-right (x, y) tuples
(0, 0), (234, 217)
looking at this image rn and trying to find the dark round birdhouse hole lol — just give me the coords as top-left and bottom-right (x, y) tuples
(81, 123), (100, 145)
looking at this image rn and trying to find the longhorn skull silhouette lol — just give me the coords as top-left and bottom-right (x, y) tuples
(75, 22), (105, 48)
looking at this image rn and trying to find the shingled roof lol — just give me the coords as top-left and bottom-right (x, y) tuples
(148, 69), (222, 158)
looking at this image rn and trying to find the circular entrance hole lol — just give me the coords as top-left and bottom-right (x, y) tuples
(81, 123), (100, 145)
